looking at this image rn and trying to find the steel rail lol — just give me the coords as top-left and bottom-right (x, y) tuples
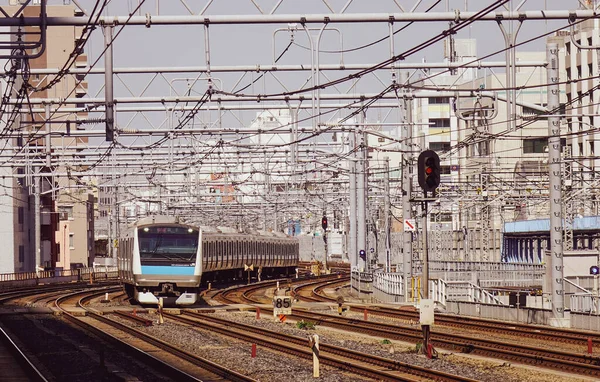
(286, 309), (600, 376)
(0, 327), (49, 382)
(221, 278), (600, 376)
(305, 282), (600, 346)
(169, 311), (473, 382)
(54, 288), (253, 382)
(361, 306), (600, 346)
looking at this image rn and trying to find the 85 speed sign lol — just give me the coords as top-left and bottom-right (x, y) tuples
(273, 296), (292, 316)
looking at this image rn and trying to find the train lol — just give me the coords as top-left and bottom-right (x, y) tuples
(118, 216), (299, 305)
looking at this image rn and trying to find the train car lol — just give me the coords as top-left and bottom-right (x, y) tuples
(118, 216), (299, 305)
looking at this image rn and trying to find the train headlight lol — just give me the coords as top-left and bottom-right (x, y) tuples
(143, 227), (149, 232)
(188, 228), (193, 233)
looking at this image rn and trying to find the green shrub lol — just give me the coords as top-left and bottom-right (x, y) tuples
(381, 339), (392, 345)
(296, 320), (316, 330)
(414, 342), (423, 353)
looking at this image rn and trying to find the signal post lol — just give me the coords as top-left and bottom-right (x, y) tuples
(415, 149), (440, 358)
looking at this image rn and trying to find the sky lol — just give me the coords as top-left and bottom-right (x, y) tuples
(34, 0), (595, 155)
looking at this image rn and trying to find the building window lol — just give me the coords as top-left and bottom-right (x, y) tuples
(18, 245), (24, 263)
(523, 138), (547, 154)
(430, 118), (451, 128)
(18, 207), (23, 224)
(440, 165), (451, 175)
(69, 233), (75, 249)
(437, 213), (453, 222)
(430, 142), (451, 152)
(428, 97), (449, 104)
(476, 141), (489, 156)
(58, 206), (74, 219)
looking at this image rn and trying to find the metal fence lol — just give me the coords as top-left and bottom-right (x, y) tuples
(0, 267), (119, 290)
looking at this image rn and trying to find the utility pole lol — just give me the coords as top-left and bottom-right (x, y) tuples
(34, 171), (41, 272)
(349, 131), (357, 269)
(547, 43), (566, 327)
(357, 123), (367, 272)
(401, 75), (413, 301)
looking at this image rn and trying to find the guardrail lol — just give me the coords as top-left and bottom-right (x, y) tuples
(446, 281), (506, 305)
(570, 293), (600, 314)
(0, 267), (119, 290)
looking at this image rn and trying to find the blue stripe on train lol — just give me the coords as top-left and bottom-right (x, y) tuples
(141, 266), (195, 275)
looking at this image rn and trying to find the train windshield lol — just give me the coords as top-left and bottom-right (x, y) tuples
(138, 226), (199, 263)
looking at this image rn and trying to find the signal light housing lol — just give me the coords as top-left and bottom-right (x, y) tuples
(321, 216), (328, 230)
(418, 150), (441, 192)
(359, 249), (366, 260)
(591, 265), (599, 275)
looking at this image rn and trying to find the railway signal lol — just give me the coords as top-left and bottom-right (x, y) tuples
(321, 216), (328, 230)
(359, 249), (366, 261)
(591, 265), (599, 275)
(417, 150), (441, 192)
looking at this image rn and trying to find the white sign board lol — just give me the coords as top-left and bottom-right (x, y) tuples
(404, 219), (416, 232)
(419, 299), (434, 325)
(273, 296), (292, 316)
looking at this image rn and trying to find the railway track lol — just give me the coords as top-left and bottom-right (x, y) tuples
(0, 326), (48, 381)
(165, 310), (476, 382)
(298, 277), (600, 348)
(212, 273), (345, 305)
(221, 276), (600, 377)
(283, 309), (600, 376)
(55, 287), (256, 381)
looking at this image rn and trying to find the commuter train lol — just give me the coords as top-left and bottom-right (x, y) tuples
(118, 216), (299, 305)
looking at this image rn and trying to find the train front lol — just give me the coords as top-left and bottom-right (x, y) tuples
(133, 224), (202, 305)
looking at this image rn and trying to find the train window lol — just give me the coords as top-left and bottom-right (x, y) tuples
(242, 240), (247, 266)
(225, 240), (229, 268)
(225, 241), (229, 268)
(227, 241), (232, 268)
(222, 239), (227, 268)
(218, 239), (222, 268)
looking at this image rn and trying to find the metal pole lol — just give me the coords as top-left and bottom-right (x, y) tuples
(421, 199), (430, 354)
(547, 43), (565, 322)
(45, 104), (51, 167)
(422, 201), (429, 300)
(384, 157), (391, 272)
(34, 172), (41, 272)
(401, 77), (413, 301)
(104, 24), (114, 141)
(357, 124), (367, 271)
(349, 132), (357, 269)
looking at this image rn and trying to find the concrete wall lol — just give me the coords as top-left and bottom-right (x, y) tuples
(570, 313), (600, 331)
(446, 301), (554, 325)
